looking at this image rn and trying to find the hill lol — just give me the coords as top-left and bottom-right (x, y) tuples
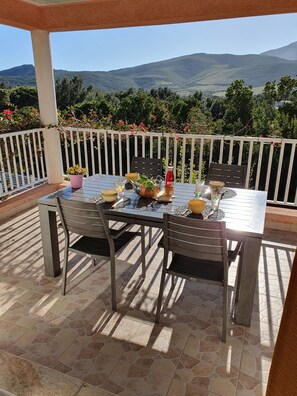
(261, 41), (297, 61)
(1, 52), (297, 95)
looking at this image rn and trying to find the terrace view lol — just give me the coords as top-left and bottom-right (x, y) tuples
(1, 1), (297, 396)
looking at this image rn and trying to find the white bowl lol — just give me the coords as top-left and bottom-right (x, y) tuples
(101, 189), (117, 202)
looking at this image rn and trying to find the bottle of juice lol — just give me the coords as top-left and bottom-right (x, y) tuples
(165, 166), (174, 197)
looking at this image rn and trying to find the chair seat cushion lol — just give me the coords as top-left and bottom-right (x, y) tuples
(167, 254), (224, 283)
(69, 231), (139, 258)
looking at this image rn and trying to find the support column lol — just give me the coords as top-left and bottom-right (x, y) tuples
(31, 30), (63, 183)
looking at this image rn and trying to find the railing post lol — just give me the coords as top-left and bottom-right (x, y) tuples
(31, 30), (63, 184)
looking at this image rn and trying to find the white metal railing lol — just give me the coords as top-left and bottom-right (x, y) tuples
(0, 128), (47, 198)
(1, 127), (296, 208)
(61, 127), (297, 207)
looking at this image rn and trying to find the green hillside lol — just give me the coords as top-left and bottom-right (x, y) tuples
(1, 52), (297, 95)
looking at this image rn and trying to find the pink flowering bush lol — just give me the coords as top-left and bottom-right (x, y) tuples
(0, 107), (42, 134)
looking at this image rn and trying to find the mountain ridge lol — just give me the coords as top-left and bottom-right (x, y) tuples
(1, 45), (297, 95)
(261, 41), (297, 61)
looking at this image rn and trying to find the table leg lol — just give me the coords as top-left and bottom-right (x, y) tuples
(141, 225), (146, 278)
(235, 236), (262, 326)
(38, 204), (61, 277)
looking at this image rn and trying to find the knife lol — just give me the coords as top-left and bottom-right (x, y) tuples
(112, 197), (130, 209)
(112, 198), (124, 209)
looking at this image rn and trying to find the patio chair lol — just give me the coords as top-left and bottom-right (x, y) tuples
(56, 197), (144, 311)
(131, 156), (163, 247)
(205, 163), (247, 188)
(131, 156), (163, 178)
(206, 163), (247, 255)
(155, 213), (242, 342)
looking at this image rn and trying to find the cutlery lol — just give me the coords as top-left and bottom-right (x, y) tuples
(112, 198), (123, 208)
(204, 209), (215, 220)
(180, 208), (190, 217)
(112, 197), (130, 209)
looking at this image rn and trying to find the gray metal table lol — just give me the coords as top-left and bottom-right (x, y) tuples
(38, 174), (267, 326)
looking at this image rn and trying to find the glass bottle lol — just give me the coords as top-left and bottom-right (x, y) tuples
(165, 166), (174, 197)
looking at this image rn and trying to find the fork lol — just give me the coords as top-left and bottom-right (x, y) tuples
(180, 208), (190, 217)
(204, 209), (215, 220)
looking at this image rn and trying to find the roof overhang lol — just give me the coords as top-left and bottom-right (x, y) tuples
(1, 0), (297, 32)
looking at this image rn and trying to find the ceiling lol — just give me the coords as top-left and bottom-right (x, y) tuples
(1, 0), (297, 32)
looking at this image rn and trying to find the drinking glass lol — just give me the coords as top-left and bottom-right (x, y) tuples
(195, 179), (205, 197)
(211, 191), (221, 211)
(114, 176), (126, 197)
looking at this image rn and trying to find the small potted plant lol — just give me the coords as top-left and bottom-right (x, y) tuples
(67, 164), (87, 188)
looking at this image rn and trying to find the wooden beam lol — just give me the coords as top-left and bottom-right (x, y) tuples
(1, 0), (297, 32)
(0, 0), (42, 31)
(38, 0), (297, 32)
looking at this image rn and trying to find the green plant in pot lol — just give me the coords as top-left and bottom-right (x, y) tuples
(67, 164), (87, 188)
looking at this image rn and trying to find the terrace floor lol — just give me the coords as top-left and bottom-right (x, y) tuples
(0, 205), (296, 396)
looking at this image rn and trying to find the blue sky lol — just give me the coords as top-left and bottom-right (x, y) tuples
(1, 13), (297, 71)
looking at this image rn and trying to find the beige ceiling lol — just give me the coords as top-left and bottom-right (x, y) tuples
(1, 0), (297, 32)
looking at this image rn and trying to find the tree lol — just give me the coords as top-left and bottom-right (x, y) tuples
(253, 82), (277, 136)
(9, 86), (39, 108)
(223, 80), (254, 135)
(0, 88), (10, 112)
(150, 87), (179, 101)
(277, 76), (297, 102)
(55, 76), (93, 110)
(115, 90), (154, 125)
(170, 96), (201, 126)
(70, 99), (114, 119)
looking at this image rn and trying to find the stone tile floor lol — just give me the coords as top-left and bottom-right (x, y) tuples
(0, 206), (296, 396)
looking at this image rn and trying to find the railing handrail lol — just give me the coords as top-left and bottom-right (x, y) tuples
(0, 128), (45, 139)
(64, 127), (296, 143)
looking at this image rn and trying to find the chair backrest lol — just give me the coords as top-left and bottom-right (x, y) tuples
(56, 197), (109, 239)
(163, 213), (228, 266)
(131, 157), (163, 178)
(205, 163), (247, 188)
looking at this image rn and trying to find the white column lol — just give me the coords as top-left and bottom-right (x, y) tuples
(31, 30), (63, 183)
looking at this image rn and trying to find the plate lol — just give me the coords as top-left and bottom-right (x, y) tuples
(153, 192), (173, 203)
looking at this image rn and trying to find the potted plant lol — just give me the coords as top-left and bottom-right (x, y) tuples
(67, 164), (87, 188)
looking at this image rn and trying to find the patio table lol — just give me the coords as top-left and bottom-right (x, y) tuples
(38, 174), (267, 326)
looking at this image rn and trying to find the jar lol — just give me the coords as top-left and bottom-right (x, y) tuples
(165, 166), (174, 197)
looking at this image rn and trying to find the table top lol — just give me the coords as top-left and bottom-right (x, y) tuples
(38, 174), (267, 238)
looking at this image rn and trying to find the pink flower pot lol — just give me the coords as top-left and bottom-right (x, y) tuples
(69, 174), (84, 188)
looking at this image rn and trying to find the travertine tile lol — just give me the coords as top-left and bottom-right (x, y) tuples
(0, 207), (296, 395)
(77, 383), (114, 396)
(0, 320), (29, 351)
(0, 350), (82, 396)
(103, 359), (172, 395)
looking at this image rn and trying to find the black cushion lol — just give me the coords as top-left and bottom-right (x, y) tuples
(69, 231), (139, 258)
(167, 254), (224, 283)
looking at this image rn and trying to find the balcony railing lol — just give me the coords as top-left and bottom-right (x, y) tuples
(61, 127), (297, 207)
(1, 127), (297, 207)
(0, 128), (47, 198)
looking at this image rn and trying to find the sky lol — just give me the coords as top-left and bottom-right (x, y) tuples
(1, 13), (297, 71)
